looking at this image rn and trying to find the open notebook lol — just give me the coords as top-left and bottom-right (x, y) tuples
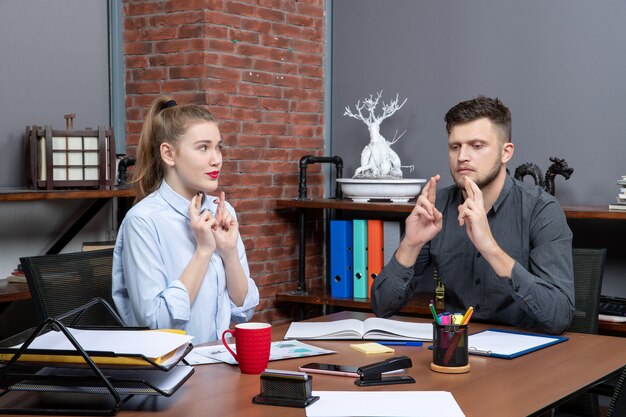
(284, 318), (432, 341)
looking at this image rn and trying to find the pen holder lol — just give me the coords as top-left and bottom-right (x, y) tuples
(430, 322), (470, 374)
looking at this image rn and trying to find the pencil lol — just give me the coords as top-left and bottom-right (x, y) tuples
(461, 306), (474, 325)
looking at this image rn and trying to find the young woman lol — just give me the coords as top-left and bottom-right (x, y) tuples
(112, 96), (259, 343)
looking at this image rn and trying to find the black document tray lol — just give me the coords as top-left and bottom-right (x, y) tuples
(0, 299), (194, 415)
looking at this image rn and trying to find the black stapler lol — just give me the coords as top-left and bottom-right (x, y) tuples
(355, 355), (415, 387)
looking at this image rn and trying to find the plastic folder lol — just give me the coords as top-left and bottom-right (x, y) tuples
(330, 220), (353, 298)
(467, 329), (568, 359)
(367, 220), (384, 298)
(352, 219), (368, 299)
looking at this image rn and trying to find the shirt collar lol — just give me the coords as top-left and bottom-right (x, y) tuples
(158, 180), (216, 220)
(491, 174), (514, 213)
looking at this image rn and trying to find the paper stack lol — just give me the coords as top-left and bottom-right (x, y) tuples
(609, 176), (626, 211)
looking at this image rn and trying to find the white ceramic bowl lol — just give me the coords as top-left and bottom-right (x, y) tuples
(336, 178), (427, 203)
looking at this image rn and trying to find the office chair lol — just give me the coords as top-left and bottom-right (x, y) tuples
(556, 248), (607, 417)
(20, 248), (121, 327)
(607, 365), (626, 417)
(568, 248), (607, 334)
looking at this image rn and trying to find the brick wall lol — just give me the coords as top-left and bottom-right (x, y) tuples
(123, 0), (326, 324)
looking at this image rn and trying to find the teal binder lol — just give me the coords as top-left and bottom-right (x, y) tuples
(352, 219), (368, 298)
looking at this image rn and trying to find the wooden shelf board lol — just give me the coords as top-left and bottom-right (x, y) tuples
(276, 290), (431, 316)
(0, 187), (134, 202)
(0, 282), (31, 303)
(275, 198), (626, 220)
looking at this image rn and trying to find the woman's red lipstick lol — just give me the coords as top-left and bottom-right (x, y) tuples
(208, 171), (219, 179)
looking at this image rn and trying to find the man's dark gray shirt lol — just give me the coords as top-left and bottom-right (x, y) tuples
(371, 175), (574, 334)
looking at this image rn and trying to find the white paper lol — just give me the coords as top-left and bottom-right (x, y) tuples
(468, 330), (560, 356)
(14, 329), (193, 359)
(188, 340), (335, 365)
(306, 391), (465, 417)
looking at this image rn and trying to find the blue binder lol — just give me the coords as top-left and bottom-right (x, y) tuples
(330, 220), (353, 298)
(352, 219), (368, 299)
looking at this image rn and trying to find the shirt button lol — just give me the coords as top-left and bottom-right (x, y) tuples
(476, 252), (481, 258)
(475, 278), (481, 284)
(475, 304), (481, 312)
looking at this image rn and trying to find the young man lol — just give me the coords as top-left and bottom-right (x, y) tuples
(371, 96), (574, 335)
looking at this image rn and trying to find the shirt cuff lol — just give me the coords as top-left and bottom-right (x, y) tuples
(163, 280), (192, 321)
(383, 253), (415, 283)
(229, 279), (259, 322)
(509, 262), (542, 313)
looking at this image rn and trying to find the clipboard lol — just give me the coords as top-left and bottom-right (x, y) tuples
(467, 328), (568, 359)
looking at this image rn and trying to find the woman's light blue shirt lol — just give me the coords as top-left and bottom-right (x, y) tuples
(112, 180), (259, 344)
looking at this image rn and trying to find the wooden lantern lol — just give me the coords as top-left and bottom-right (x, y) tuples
(24, 115), (116, 190)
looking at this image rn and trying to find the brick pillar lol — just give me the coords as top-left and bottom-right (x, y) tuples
(123, 0), (326, 324)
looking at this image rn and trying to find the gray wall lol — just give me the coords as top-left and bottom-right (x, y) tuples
(0, 0), (114, 276)
(0, 0), (110, 188)
(331, 0), (626, 206)
(331, 0), (626, 298)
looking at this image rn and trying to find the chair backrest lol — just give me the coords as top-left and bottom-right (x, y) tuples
(20, 248), (119, 326)
(607, 365), (626, 417)
(568, 248), (607, 334)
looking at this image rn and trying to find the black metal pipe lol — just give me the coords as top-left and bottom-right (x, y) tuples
(298, 155), (343, 199)
(295, 155), (344, 298)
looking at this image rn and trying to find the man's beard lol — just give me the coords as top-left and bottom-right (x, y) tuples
(452, 156), (502, 190)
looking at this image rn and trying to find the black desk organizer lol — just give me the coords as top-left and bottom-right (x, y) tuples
(0, 299), (194, 415)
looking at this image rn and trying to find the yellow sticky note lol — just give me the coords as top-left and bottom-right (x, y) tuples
(350, 342), (395, 355)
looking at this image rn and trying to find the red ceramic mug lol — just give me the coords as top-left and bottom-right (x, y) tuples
(221, 323), (272, 374)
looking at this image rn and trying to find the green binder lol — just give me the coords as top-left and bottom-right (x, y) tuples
(353, 219), (368, 298)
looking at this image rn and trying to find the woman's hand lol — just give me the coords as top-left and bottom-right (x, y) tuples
(189, 192), (217, 258)
(212, 191), (239, 257)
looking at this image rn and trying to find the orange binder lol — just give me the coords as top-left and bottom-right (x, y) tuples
(367, 219), (384, 298)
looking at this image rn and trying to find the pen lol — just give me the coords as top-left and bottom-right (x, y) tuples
(378, 341), (423, 347)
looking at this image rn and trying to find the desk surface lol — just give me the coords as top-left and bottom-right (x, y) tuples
(2, 311), (626, 417)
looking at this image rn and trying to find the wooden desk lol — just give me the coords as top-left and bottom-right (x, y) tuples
(4, 311), (623, 416)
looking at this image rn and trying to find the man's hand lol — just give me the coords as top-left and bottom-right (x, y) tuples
(458, 176), (514, 277)
(396, 175), (443, 267)
(457, 176), (494, 252)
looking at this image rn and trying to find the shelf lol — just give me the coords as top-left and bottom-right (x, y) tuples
(0, 187), (134, 255)
(275, 198), (415, 213)
(0, 187), (134, 202)
(0, 282), (30, 303)
(275, 198), (626, 220)
(276, 290), (431, 316)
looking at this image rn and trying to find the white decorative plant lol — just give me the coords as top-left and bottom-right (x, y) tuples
(344, 91), (414, 179)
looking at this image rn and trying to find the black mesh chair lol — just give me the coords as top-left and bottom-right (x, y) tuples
(607, 365), (626, 417)
(568, 248), (607, 334)
(555, 248), (607, 417)
(20, 248), (122, 327)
